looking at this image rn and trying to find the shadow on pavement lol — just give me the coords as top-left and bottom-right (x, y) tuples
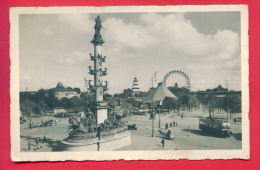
(182, 129), (226, 138)
(21, 135), (66, 152)
(48, 140), (67, 151)
(232, 133), (242, 141)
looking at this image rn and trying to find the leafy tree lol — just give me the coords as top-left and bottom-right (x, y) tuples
(45, 91), (59, 109)
(20, 99), (42, 115)
(123, 88), (133, 97)
(20, 100), (33, 116)
(224, 94), (241, 113)
(104, 93), (112, 100)
(70, 96), (86, 112)
(168, 86), (190, 97)
(73, 88), (81, 94)
(162, 97), (178, 109)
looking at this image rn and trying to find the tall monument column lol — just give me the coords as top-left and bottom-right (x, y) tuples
(89, 16), (108, 124)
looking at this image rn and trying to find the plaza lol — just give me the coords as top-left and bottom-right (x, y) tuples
(20, 108), (241, 152)
(18, 14), (243, 154)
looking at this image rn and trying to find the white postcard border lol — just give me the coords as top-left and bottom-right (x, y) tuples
(10, 5), (249, 162)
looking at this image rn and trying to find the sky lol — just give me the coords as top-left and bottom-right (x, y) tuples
(19, 12), (241, 94)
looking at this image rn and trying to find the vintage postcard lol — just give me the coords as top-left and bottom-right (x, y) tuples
(10, 5), (249, 161)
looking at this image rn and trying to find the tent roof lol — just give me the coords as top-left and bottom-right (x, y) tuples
(143, 82), (178, 103)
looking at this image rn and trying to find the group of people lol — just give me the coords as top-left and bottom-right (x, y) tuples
(40, 119), (58, 127)
(160, 121), (179, 148)
(165, 121), (178, 129)
(27, 136), (47, 151)
(27, 118), (60, 130)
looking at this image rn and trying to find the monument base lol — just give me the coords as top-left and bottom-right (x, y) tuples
(96, 101), (108, 124)
(97, 108), (108, 124)
(61, 131), (131, 151)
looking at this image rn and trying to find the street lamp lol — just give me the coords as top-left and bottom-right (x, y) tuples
(158, 101), (163, 128)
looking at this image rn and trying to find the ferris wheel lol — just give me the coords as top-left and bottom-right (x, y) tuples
(162, 70), (191, 90)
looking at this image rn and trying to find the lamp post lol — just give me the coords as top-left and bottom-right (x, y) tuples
(151, 98), (155, 137)
(226, 92), (229, 122)
(158, 111), (161, 128)
(158, 101), (163, 128)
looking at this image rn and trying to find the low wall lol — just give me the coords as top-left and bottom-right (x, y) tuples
(65, 127), (127, 142)
(61, 131), (131, 151)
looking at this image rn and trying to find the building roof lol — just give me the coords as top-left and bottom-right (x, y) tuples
(143, 82), (177, 103)
(51, 82), (78, 93)
(56, 82), (64, 88)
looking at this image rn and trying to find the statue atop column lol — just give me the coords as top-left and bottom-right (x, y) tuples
(91, 15), (104, 45)
(94, 16), (102, 35)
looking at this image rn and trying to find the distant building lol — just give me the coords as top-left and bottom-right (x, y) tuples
(132, 77), (140, 96)
(20, 91), (37, 95)
(53, 107), (74, 114)
(53, 107), (67, 114)
(53, 82), (80, 100)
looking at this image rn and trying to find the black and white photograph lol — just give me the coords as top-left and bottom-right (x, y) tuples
(10, 5), (249, 161)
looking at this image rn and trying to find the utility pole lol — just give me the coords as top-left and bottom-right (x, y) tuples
(151, 71), (157, 89)
(158, 113), (161, 128)
(151, 98), (155, 137)
(225, 80), (229, 122)
(158, 108), (161, 128)
(84, 78), (88, 93)
(25, 87), (32, 150)
(208, 93), (213, 118)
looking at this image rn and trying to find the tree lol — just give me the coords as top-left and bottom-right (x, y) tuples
(20, 100), (33, 116)
(187, 95), (200, 111)
(20, 99), (42, 115)
(162, 97), (178, 109)
(70, 96), (86, 112)
(224, 94), (241, 113)
(121, 100), (133, 117)
(123, 88), (133, 97)
(73, 88), (81, 94)
(45, 91), (59, 109)
(168, 86), (190, 98)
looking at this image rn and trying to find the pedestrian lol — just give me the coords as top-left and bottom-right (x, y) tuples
(161, 138), (165, 148)
(43, 136), (47, 143)
(165, 123), (168, 129)
(97, 141), (100, 151)
(97, 127), (101, 140)
(167, 130), (171, 140)
(28, 139), (31, 151)
(35, 138), (39, 146)
(173, 121), (175, 126)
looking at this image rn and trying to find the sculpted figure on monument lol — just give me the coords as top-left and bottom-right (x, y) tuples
(94, 15), (102, 35)
(92, 15), (104, 45)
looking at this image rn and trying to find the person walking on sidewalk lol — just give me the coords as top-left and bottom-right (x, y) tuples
(161, 138), (165, 148)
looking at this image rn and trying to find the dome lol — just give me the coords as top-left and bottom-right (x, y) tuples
(56, 82), (64, 88)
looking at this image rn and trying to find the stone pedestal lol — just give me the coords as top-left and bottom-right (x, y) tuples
(62, 131), (131, 151)
(96, 101), (108, 124)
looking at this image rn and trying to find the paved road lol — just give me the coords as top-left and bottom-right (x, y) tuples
(119, 110), (241, 150)
(20, 109), (242, 151)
